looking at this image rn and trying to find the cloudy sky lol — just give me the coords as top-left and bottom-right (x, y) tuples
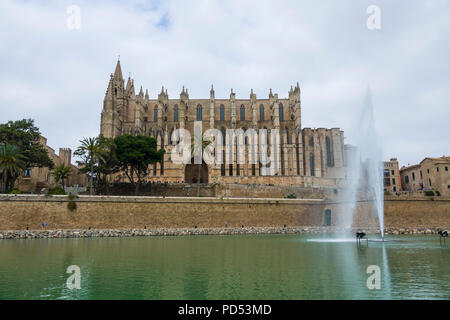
(1, 0), (449, 167)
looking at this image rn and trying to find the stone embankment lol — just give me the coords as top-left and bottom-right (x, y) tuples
(0, 226), (446, 240)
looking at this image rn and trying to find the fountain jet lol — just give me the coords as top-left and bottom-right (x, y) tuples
(338, 87), (385, 240)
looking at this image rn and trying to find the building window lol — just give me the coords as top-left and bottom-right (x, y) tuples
(427, 169), (430, 174)
(324, 209), (331, 226)
(420, 170), (423, 179)
(405, 175), (409, 184)
(310, 153), (315, 176)
(24, 168), (32, 177)
(279, 103), (284, 121)
(412, 172), (415, 181)
(240, 105), (245, 121)
(196, 105), (202, 121)
(259, 105), (264, 121)
(429, 178), (432, 187)
(221, 127), (226, 146)
(144, 117), (148, 122)
(309, 136), (314, 147)
(229, 164), (233, 176)
(392, 178), (396, 185)
(393, 186), (397, 192)
(174, 106), (179, 122)
(153, 107), (158, 122)
(220, 105), (225, 121)
(326, 137), (332, 167)
(436, 167), (439, 172)
(391, 170), (394, 175)
(445, 166), (448, 171)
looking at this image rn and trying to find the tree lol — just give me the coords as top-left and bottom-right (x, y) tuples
(0, 119), (54, 189)
(191, 135), (212, 197)
(95, 135), (119, 194)
(51, 163), (72, 189)
(114, 134), (165, 196)
(74, 137), (104, 196)
(0, 144), (26, 193)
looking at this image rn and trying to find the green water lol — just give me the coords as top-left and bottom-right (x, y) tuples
(0, 234), (448, 300)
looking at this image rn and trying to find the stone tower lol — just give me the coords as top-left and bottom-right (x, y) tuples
(100, 59), (125, 138)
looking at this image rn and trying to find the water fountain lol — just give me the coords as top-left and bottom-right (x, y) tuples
(338, 87), (385, 240)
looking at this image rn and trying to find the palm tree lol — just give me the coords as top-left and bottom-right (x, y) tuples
(74, 137), (104, 196)
(191, 135), (212, 197)
(0, 143), (26, 193)
(51, 163), (72, 189)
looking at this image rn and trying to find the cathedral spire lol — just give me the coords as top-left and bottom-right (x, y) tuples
(113, 59), (123, 80)
(126, 77), (132, 92)
(105, 77), (113, 99)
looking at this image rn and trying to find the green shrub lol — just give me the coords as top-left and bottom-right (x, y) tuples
(384, 190), (391, 196)
(68, 194), (78, 200)
(430, 197), (435, 201)
(286, 193), (297, 199)
(425, 190), (435, 196)
(47, 187), (66, 195)
(436, 191), (441, 196)
(6, 188), (22, 194)
(67, 201), (77, 211)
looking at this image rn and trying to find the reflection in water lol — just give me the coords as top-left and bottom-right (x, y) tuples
(0, 234), (448, 300)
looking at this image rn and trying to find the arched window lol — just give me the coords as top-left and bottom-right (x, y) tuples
(259, 105), (265, 121)
(196, 105), (202, 121)
(310, 152), (315, 176)
(309, 135), (314, 147)
(153, 107), (158, 122)
(240, 105), (245, 121)
(285, 127), (290, 144)
(279, 103), (284, 121)
(326, 136), (333, 167)
(221, 127), (226, 146)
(174, 105), (179, 122)
(221, 127), (226, 176)
(220, 105), (225, 121)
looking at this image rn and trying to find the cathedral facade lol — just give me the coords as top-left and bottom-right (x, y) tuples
(100, 60), (347, 187)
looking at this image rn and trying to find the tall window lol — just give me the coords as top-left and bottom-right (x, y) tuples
(174, 105), (179, 122)
(196, 105), (202, 121)
(153, 107), (158, 122)
(24, 168), (32, 177)
(326, 137), (332, 167)
(240, 105), (245, 121)
(221, 127), (226, 146)
(310, 153), (315, 176)
(220, 105), (225, 121)
(279, 103), (284, 121)
(309, 136), (314, 147)
(259, 105), (264, 121)
(285, 127), (290, 144)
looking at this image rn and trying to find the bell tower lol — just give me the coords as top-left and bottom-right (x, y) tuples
(100, 59), (125, 138)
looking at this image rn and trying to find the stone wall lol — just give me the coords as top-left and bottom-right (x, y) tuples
(0, 195), (448, 231)
(0, 195), (324, 230)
